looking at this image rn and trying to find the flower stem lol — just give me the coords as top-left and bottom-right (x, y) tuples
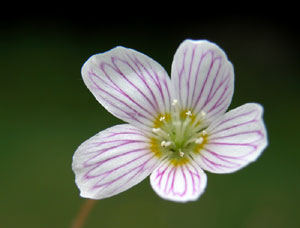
(71, 199), (97, 228)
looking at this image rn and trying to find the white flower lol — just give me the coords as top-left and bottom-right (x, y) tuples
(72, 40), (268, 202)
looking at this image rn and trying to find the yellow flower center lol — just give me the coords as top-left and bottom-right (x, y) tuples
(150, 99), (208, 165)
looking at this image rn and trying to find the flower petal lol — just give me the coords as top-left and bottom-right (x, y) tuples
(82, 47), (173, 131)
(195, 103), (267, 174)
(72, 124), (161, 199)
(171, 39), (234, 122)
(150, 158), (207, 202)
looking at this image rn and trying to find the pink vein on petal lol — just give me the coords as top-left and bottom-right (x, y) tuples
(201, 154), (235, 170)
(89, 72), (153, 127)
(179, 166), (188, 196)
(209, 130), (264, 141)
(200, 69), (230, 113)
(107, 154), (160, 196)
(204, 148), (247, 163)
(186, 162), (201, 195)
(127, 53), (167, 112)
(178, 48), (188, 106)
(200, 58), (223, 109)
(99, 61), (155, 117)
(192, 51), (218, 110)
(165, 166), (175, 194)
(84, 139), (145, 155)
(93, 153), (155, 189)
(186, 45), (196, 108)
(155, 162), (169, 188)
(190, 50), (206, 109)
(116, 55), (160, 112)
(208, 109), (259, 133)
(85, 150), (151, 179)
(84, 141), (148, 166)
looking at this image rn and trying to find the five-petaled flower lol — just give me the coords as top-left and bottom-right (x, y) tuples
(72, 40), (268, 202)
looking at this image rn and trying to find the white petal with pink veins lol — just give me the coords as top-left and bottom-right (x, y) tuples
(72, 124), (161, 199)
(171, 39), (234, 123)
(82, 47), (173, 132)
(150, 159), (207, 202)
(194, 103), (268, 173)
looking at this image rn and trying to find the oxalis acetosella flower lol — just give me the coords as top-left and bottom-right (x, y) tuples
(72, 40), (268, 202)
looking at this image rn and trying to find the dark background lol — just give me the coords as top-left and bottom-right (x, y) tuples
(1, 14), (299, 228)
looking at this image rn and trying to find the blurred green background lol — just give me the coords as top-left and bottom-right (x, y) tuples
(1, 16), (299, 228)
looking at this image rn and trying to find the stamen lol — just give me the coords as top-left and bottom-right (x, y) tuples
(195, 137), (204, 144)
(161, 141), (172, 147)
(159, 116), (165, 121)
(152, 128), (170, 139)
(172, 99), (178, 106)
(179, 149), (185, 157)
(152, 104), (208, 160)
(152, 128), (161, 133)
(185, 110), (192, 117)
(164, 141), (172, 147)
(200, 110), (206, 117)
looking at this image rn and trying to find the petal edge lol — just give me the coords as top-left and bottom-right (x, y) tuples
(171, 39), (234, 123)
(82, 47), (173, 132)
(72, 124), (161, 199)
(150, 158), (207, 202)
(195, 103), (268, 174)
